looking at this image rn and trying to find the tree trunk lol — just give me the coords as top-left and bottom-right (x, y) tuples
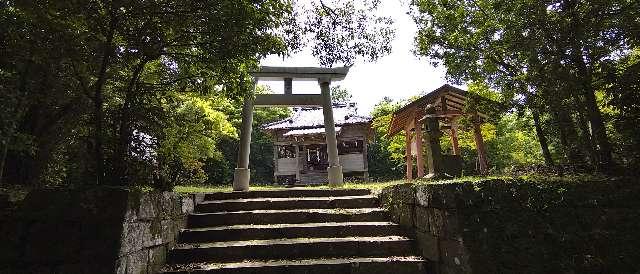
(93, 8), (118, 185)
(576, 103), (598, 168)
(0, 139), (7, 185)
(554, 107), (582, 165)
(582, 86), (614, 170)
(532, 110), (554, 166)
(113, 59), (147, 185)
(571, 47), (615, 170)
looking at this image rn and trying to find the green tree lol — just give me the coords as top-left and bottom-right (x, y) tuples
(300, 0), (396, 67)
(1, 0), (397, 187)
(368, 97), (405, 180)
(410, 0), (640, 172)
(331, 85), (353, 104)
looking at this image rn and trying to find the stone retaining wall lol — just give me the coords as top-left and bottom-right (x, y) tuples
(379, 179), (640, 274)
(0, 188), (194, 274)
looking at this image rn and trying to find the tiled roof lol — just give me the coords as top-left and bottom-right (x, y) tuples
(263, 104), (371, 130)
(283, 127), (342, 136)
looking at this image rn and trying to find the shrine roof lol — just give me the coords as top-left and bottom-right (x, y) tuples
(388, 84), (499, 136)
(263, 103), (371, 131)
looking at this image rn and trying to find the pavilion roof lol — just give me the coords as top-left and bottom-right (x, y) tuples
(388, 84), (497, 136)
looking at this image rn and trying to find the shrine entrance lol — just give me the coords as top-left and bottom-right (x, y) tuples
(304, 144), (329, 171)
(233, 66), (350, 191)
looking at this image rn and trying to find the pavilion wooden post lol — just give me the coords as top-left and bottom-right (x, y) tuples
(415, 117), (425, 178)
(424, 106), (444, 178)
(450, 120), (460, 155)
(405, 123), (413, 181)
(473, 116), (489, 175)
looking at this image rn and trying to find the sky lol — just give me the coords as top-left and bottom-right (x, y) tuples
(259, 0), (452, 115)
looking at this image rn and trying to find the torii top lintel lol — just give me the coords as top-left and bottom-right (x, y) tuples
(250, 66), (350, 81)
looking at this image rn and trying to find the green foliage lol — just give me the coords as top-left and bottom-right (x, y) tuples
(156, 94), (237, 186)
(330, 85), (353, 104)
(384, 177), (640, 273)
(301, 0), (396, 67)
(410, 0), (640, 172)
(368, 97), (406, 180)
(453, 178), (640, 273)
(203, 85), (290, 185)
(371, 94), (544, 177)
(1, 0), (395, 188)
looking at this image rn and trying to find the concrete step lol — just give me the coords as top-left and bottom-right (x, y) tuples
(187, 208), (388, 228)
(167, 236), (416, 264)
(203, 189), (371, 201)
(300, 173), (328, 184)
(179, 221), (403, 243)
(162, 256), (427, 274)
(196, 195), (378, 212)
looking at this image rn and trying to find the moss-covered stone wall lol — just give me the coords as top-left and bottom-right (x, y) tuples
(379, 178), (640, 274)
(0, 188), (194, 274)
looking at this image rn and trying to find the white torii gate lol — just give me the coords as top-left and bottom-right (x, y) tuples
(233, 66), (350, 191)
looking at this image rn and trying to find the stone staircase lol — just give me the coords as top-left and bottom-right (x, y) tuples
(161, 189), (428, 274)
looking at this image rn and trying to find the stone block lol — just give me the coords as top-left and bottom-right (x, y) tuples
(115, 257), (127, 274)
(415, 231), (440, 262)
(57, 263), (114, 274)
(125, 192), (160, 222)
(193, 193), (205, 204)
(439, 239), (472, 274)
(120, 219), (167, 256)
(379, 184), (415, 208)
(147, 245), (167, 274)
(427, 208), (446, 236)
(181, 195), (194, 215)
(414, 206), (430, 233)
(125, 250), (149, 274)
(160, 219), (178, 244)
(415, 184), (468, 209)
(389, 204), (415, 228)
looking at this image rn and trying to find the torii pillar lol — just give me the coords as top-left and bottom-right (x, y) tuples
(233, 66), (350, 191)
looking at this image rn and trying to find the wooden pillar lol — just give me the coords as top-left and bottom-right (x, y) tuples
(415, 119), (425, 178)
(284, 78), (292, 94)
(450, 121), (460, 155)
(294, 144), (301, 182)
(362, 136), (369, 181)
(473, 118), (489, 175)
(424, 106), (444, 177)
(273, 142), (279, 183)
(405, 124), (413, 181)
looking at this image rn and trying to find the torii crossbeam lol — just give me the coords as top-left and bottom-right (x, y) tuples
(233, 66), (350, 191)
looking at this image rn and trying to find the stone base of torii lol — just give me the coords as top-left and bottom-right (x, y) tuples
(233, 66), (350, 191)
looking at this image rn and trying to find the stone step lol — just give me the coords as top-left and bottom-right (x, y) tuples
(162, 256), (427, 274)
(196, 195), (378, 212)
(203, 189), (371, 201)
(167, 236), (416, 264)
(179, 221), (403, 243)
(187, 208), (388, 228)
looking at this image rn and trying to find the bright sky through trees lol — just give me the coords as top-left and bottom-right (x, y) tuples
(261, 0), (451, 113)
